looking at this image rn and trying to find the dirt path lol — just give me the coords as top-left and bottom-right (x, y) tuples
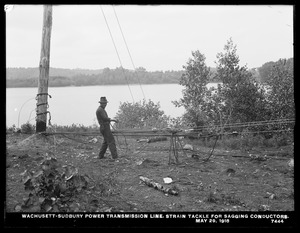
(6, 132), (294, 212)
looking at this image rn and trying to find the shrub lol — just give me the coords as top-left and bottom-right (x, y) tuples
(16, 157), (89, 212)
(20, 122), (35, 134)
(225, 137), (241, 150)
(6, 124), (21, 133)
(114, 100), (170, 129)
(49, 124), (99, 133)
(273, 133), (290, 147)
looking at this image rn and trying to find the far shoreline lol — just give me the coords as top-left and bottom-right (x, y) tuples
(6, 81), (222, 89)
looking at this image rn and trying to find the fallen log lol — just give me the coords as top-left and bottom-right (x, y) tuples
(137, 136), (168, 143)
(147, 136), (168, 143)
(139, 176), (178, 196)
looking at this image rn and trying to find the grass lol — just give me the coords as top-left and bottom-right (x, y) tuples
(6, 123), (99, 134)
(191, 131), (292, 151)
(49, 123), (99, 133)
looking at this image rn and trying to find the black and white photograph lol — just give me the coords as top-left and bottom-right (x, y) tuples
(4, 4), (295, 228)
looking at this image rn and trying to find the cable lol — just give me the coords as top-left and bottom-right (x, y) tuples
(204, 134), (219, 162)
(60, 133), (101, 146)
(185, 118), (295, 132)
(100, 6), (135, 103)
(110, 122), (129, 153)
(17, 96), (36, 128)
(112, 5), (146, 100)
(28, 108), (36, 122)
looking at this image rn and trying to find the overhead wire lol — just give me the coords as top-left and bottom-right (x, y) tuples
(112, 5), (146, 100)
(100, 5), (135, 103)
(17, 96), (36, 128)
(185, 118), (295, 132)
(37, 119), (293, 162)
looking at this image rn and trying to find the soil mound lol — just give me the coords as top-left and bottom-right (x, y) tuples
(12, 134), (54, 150)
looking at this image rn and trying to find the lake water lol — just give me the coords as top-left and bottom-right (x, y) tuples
(6, 83), (219, 128)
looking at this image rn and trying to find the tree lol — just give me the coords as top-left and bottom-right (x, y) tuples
(258, 58), (293, 84)
(173, 50), (213, 127)
(215, 38), (268, 124)
(258, 61), (275, 83)
(265, 58), (294, 120)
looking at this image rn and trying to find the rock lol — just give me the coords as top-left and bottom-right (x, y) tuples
(136, 160), (143, 165)
(163, 177), (173, 184)
(183, 144), (194, 151)
(89, 138), (98, 143)
(35, 156), (44, 161)
(288, 158), (294, 168)
(14, 205), (22, 212)
(18, 153), (29, 159)
(226, 168), (236, 176)
(191, 154), (199, 160)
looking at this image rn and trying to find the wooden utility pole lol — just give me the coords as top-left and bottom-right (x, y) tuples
(36, 5), (52, 132)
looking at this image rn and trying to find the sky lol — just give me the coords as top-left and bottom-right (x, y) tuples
(5, 4), (294, 72)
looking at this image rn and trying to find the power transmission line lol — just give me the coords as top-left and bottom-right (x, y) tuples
(100, 6), (135, 103)
(112, 5), (146, 100)
(187, 118), (295, 132)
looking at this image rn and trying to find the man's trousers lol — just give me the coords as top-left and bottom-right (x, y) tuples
(99, 124), (118, 159)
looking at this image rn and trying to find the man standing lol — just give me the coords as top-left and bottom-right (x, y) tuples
(96, 97), (119, 159)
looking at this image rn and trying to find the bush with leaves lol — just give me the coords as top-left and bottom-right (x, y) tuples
(51, 123), (99, 133)
(114, 99), (170, 129)
(264, 58), (294, 120)
(20, 122), (35, 134)
(6, 124), (21, 133)
(16, 157), (89, 212)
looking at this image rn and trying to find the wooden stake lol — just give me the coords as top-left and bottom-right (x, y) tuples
(36, 5), (52, 133)
(169, 133), (180, 164)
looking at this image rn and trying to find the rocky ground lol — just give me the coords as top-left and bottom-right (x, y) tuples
(6, 132), (294, 213)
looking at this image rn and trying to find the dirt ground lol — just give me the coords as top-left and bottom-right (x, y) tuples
(6, 132), (294, 213)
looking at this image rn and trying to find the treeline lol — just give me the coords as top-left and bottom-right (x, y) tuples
(174, 38), (294, 130)
(257, 58), (293, 83)
(6, 65), (261, 88)
(6, 68), (184, 87)
(6, 67), (104, 80)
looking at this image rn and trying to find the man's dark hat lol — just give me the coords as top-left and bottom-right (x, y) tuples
(99, 96), (108, 103)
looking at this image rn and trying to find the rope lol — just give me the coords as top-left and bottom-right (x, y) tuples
(204, 135), (219, 162)
(112, 5), (146, 100)
(17, 97), (36, 128)
(36, 93), (52, 99)
(36, 102), (49, 108)
(186, 118), (295, 132)
(35, 125), (293, 164)
(28, 108), (36, 122)
(20, 93), (52, 127)
(60, 133), (101, 146)
(39, 127), (294, 138)
(48, 120), (57, 154)
(42, 124), (130, 154)
(110, 122), (130, 153)
(100, 6), (135, 103)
